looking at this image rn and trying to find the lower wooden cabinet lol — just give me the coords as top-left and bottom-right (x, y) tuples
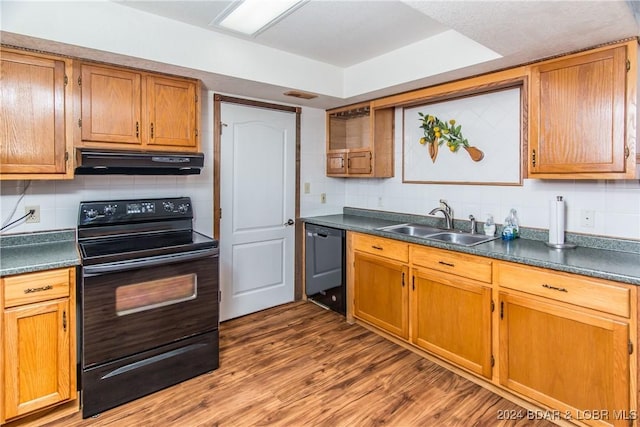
(353, 252), (409, 339)
(499, 292), (630, 427)
(1, 267), (77, 424)
(347, 230), (637, 427)
(411, 268), (492, 378)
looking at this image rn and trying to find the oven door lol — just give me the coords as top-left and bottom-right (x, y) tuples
(81, 248), (219, 368)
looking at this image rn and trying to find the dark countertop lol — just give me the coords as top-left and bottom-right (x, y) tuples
(0, 229), (81, 277)
(303, 209), (640, 286)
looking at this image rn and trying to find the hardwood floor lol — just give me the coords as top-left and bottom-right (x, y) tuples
(47, 301), (554, 427)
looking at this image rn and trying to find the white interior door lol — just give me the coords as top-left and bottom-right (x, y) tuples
(219, 103), (296, 321)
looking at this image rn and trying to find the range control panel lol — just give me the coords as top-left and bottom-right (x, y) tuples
(78, 197), (192, 226)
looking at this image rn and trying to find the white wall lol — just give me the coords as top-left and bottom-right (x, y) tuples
(2, 99), (639, 240)
(298, 107), (640, 240)
(299, 107), (345, 217)
(0, 91), (216, 237)
(338, 109), (640, 240)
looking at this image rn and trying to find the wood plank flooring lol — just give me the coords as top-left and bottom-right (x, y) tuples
(47, 301), (554, 427)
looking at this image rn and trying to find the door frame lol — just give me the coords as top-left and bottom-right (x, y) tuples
(213, 94), (303, 300)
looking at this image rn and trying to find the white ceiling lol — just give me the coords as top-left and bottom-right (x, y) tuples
(116, 0), (450, 67)
(2, 1), (640, 108)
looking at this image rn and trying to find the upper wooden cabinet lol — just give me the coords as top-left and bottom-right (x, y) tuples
(326, 102), (394, 177)
(528, 41), (637, 179)
(78, 63), (200, 152)
(0, 48), (74, 180)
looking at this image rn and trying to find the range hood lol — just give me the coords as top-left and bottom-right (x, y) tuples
(75, 149), (204, 175)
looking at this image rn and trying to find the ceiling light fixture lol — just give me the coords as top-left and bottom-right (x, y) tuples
(215, 0), (304, 36)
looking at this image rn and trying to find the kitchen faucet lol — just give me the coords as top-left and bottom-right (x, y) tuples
(428, 200), (453, 230)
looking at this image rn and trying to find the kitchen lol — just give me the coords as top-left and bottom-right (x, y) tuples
(1, 1), (640, 426)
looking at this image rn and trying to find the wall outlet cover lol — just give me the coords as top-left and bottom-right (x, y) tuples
(25, 206), (40, 223)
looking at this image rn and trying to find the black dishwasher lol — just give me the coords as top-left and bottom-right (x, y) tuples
(305, 224), (345, 315)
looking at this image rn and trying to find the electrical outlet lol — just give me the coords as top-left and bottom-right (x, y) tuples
(320, 193), (326, 204)
(580, 209), (595, 228)
(25, 205), (40, 223)
(304, 182), (311, 194)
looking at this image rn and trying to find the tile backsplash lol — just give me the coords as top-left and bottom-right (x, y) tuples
(301, 108), (640, 241)
(2, 102), (639, 241)
(0, 93), (215, 237)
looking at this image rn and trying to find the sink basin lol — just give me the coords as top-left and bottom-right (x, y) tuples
(377, 223), (498, 246)
(426, 232), (498, 246)
(377, 223), (444, 237)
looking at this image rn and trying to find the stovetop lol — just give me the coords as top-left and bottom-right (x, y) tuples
(77, 197), (217, 265)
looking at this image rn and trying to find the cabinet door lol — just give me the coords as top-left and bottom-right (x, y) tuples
(3, 299), (71, 420)
(529, 45), (629, 177)
(0, 51), (67, 174)
(146, 76), (197, 148)
(412, 269), (492, 378)
(347, 151), (372, 175)
(81, 64), (142, 144)
(326, 152), (346, 175)
(353, 252), (408, 339)
(499, 292), (630, 426)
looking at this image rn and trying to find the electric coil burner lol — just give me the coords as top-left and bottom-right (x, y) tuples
(77, 197), (219, 418)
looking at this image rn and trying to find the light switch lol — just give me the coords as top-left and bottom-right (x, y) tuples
(304, 182), (311, 194)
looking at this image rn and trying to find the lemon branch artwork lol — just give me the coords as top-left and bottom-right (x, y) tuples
(418, 113), (484, 163)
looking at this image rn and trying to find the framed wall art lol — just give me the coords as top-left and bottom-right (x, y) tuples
(403, 85), (523, 185)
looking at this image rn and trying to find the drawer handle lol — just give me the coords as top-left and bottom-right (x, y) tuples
(371, 245), (383, 250)
(24, 285), (53, 294)
(438, 261), (455, 267)
(542, 283), (568, 293)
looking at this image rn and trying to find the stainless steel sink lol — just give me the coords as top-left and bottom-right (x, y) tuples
(377, 223), (498, 246)
(377, 223), (444, 237)
(424, 232), (498, 246)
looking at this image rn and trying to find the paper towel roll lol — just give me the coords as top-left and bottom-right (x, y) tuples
(549, 196), (565, 245)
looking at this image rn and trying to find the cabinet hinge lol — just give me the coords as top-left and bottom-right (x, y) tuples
(626, 59), (631, 72)
(78, 118), (82, 128)
(500, 301), (504, 319)
(491, 355), (495, 367)
(624, 145), (630, 159)
(412, 276), (415, 291)
(195, 128), (199, 137)
(629, 340), (634, 355)
(65, 151), (69, 161)
(491, 300), (495, 312)
(63, 311), (67, 331)
(64, 75), (68, 86)
(77, 76), (82, 86)
(218, 290), (222, 303)
(219, 208), (222, 220)
(401, 272), (405, 287)
(531, 149), (536, 167)
(195, 94), (198, 103)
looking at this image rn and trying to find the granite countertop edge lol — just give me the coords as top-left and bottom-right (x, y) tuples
(0, 229), (81, 277)
(302, 211), (640, 286)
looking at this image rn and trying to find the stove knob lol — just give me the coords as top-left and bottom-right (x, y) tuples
(104, 205), (116, 216)
(86, 209), (98, 220)
(163, 201), (175, 212)
(178, 203), (189, 214)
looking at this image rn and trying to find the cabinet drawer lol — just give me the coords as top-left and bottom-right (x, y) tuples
(3, 268), (71, 308)
(352, 233), (408, 262)
(411, 246), (492, 283)
(495, 262), (630, 318)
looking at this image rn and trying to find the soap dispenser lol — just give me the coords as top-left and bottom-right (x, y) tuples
(483, 215), (496, 236)
(501, 209), (520, 240)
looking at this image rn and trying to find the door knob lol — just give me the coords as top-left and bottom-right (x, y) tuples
(284, 219), (295, 226)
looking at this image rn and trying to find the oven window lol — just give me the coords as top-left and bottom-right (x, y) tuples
(115, 274), (197, 316)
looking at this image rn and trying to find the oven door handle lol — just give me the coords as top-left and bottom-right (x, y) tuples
(82, 248), (219, 276)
